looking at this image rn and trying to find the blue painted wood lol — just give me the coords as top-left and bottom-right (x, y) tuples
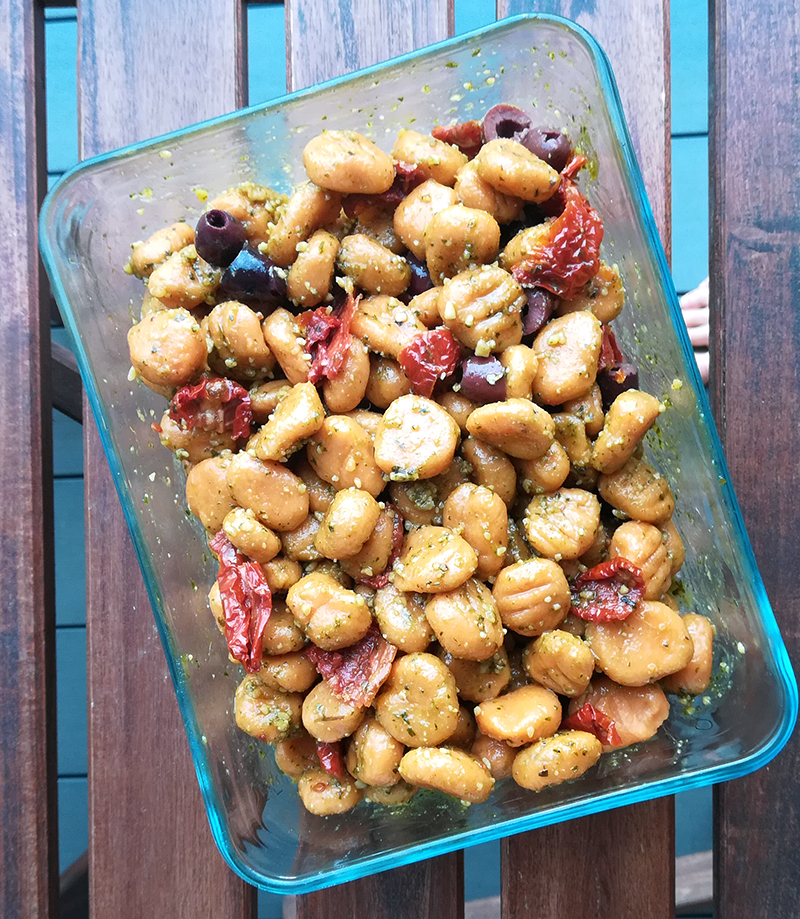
(671, 0), (708, 136)
(56, 628), (87, 776)
(54, 478), (87, 626)
(675, 787), (713, 858)
(52, 410), (83, 477)
(247, 4), (288, 103)
(57, 777), (88, 873)
(44, 13), (78, 174)
(671, 135), (709, 293)
(455, 0), (495, 33)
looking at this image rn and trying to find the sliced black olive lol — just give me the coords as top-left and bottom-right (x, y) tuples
(483, 104), (532, 145)
(195, 209), (247, 267)
(218, 244), (286, 310)
(520, 127), (573, 172)
(460, 355), (507, 403)
(597, 363), (640, 409)
(404, 254), (434, 300)
(523, 287), (558, 337)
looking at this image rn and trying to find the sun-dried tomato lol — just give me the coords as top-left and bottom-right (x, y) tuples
(342, 163), (428, 218)
(511, 177), (604, 300)
(315, 741), (345, 778)
(431, 120), (484, 158)
(209, 531), (272, 673)
(169, 377), (252, 440)
(562, 701), (622, 747)
(398, 328), (461, 398)
(597, 325), (624, 371)
(570, 557), (645, 622)
(357, 506), (405, 590)
(307, 623), (398, 707)
(300, 292), (359, 384)
(561, 153), (587, 181)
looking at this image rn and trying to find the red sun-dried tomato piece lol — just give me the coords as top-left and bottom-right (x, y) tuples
(597, 325), (624, 371)
(561, 702), (623, 747)
(316, 741), (345, 778)
(307, 623), (398, 707)
(300, 292), (359, 384)
(209, 531), (272, 673)
(570, 557), (645, 622)
(561, 153), (587, 181)
(431, 120), (484, 158)
(511, 177), (604, 300)
(357, 505), (405, 590)
(342, 163), (428, 219)
(398, 328), (462, 398)
(170, 377), (252, 440)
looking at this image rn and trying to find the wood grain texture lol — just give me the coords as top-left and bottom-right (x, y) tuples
(710, 2), (800, 917)
(496, 3), (675, 917)
(286, 0), (454, 88)
(286, 1), (458, 913)
(0, 1), (58, 917)
(77, 2), (255, 916)
(497, 0), (671, 259)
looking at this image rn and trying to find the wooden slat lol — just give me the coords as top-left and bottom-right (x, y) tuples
(499, 0), (671, 259)
(710, 1), (800, 917)
(51, 342), (82, 423)
(0, 1), (58, 918)
(285, 1), (459, 914)
(496, 3), (674, 917)
(77, 2), (255, 916)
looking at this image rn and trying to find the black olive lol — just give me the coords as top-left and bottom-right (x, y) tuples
(523, 287), (558, 337)
(403, 254), (434, 301)
(483, 104), (532, 145)
(597, 363), (640, 409)
(460, 355), (507, 403)
(520, 127), (573, 172)
(218, 244), (286, 311)
(195, 209), (247, 267)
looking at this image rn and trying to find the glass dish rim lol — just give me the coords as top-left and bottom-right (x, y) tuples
(39, 11), (798, 894)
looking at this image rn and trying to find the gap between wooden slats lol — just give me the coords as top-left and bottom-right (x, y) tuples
(0, 2), (59, 918)
(495, 3), (675, 918)
(710, 1), (800, 917)
(77, 2), (254, 917)
(284, 1), (459, 915)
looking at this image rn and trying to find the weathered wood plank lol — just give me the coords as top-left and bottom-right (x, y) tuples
(498, 0), (671, 259)
(77, 2), (255, 916)
(496, 3), (674, 917)
(710, 2), (800, 917)
(0, 1), (58, 917)
(51, 342), (82, 423)
(286, 1), (460, 914)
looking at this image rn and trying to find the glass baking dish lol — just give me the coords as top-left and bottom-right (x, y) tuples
(40, 13), (797, 894)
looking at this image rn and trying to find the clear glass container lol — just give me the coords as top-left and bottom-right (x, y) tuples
(40, 13), (797, 894)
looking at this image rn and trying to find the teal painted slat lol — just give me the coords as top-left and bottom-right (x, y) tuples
(56, 627), (87, 776)
(671, 135), (709, 293)
(58, 777), (88, 873)
(465, 840), (500, 900)
(455, 0), (496, 34)
(247, 4), (288, 104)
(53, 409), (83, 477)
(45, 14), (79, 174)
(55, 478), (87, 626)
(670, 0), (708, 135)
(257, 889), (284, 919)
(675, 787), (713, 858)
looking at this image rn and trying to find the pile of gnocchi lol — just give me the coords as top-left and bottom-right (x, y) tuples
(126, 104), (714, 816)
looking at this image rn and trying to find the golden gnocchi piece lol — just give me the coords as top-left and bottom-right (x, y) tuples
(204, 301), (275, 383)
(147, 245), (220, 310)
(474, 684), (562, 747)
(392, 129), (468, 186)
(492, 557), (571, 636)
(226, 452), (309, 532)
(286, 571), (372, 650)
(222, 508), (281, 565)
(274, 731), (317, 778)
(346, 714), (405, 787)
(234, 675), (302, 743)
(512, 731), (603, 791)
(374, 395), (460, 481)
(207, 182), (286, 247)
(609, 520), (672, 600)
(424, 577), (504, 661)
(185, 453), (238, 532)
(280, 514), (323, 562)
(439, 265), (524, 352)
(585, 600), (694, 686)
(591, 390), (663, 474)
(351, 295), (426, 359)
(461, 436), (517, 506)
(128, 308), (207, 389)
(323, 336), (371, 413)
(598, 456), (675, 523)
(261, 600), (306, 655)
(443, 483), (508, 580)
(315, 488), (381, 560)
(307, 415), (385, 497)
(562, 384), (605, 437)
(303, 130), (395, 194)
(660, 518), (686, 575)
(372, 583), (434, 653)
(363, 781), (418, 806)
(252, 382), (325, 462)
(302, 679), (365, 742)
(393, 178), (459, 260)
(399, 747), (495, 804)
(660, 613), (715, 695)
(474, 138), (561, 202)
(298, 768), (362, 816)
(392, 525), (478, 594)
(471, 731), (517, 779)
(500, 344), (538, 399)
(286, 229), (339, 307)
(439, 647), (511, 703)
(522, 630), (594, 697)
(523, 487), (601, 560)
(129, 222), (195, 278)
(337, 234), (411, 297)
(157, 410), (235, 466)
(261, 308), (311, 384)
(454, 159), (524, 223)
(466, 398), (554, 460)
(260, 557), (303, 594)
(267, 181), (342, 268)
(425, 206), (501, 286)
(572, 676), (670, 750)
(558, 261), (625, 324)
(374, 652), (460, 747)
(532, 311), (603, 405)
(258, 651), (318, 694)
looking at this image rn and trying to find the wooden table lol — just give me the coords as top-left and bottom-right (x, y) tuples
(2, 1), (797, 917)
